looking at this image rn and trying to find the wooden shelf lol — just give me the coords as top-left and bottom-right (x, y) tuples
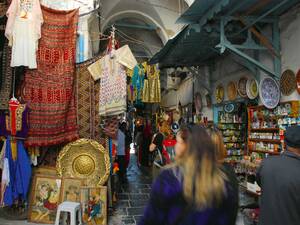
(250, 149), (280, 155)
(249, 138), (281, 144)
(219, 122), (244, 124)
(251, 128), (279, 132)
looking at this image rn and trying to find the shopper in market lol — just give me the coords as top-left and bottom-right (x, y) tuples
(116, 122), (127, 183)
(256, 125), (300, 225)
(149, 120), (165, 179)
(139, 125), (238, 225)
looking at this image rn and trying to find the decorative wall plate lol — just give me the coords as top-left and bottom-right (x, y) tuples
(280, 69), (296, 96)
(224, 103), (235, 113)
(227, 81), (237, 101)
(215, 85), (224, 103)
(194, 92), (202, 114)
(56, 139), (110, 186)
(237, 77), (248, 98)
(246, 78), (258, 99)
(259, 77), (280, 109)
(297, 69), (300, 95)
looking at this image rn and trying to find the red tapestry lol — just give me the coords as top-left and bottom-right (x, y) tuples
(23, 5), (79, 147)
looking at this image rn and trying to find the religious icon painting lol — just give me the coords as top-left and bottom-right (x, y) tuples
(60, 178), (85, 203)
(81, 186), (107, 225)
(28, 175), (62, 224)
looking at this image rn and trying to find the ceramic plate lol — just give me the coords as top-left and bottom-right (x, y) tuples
(227, 81), (237, 101)
(280, 69), (296, 96)
(246, 78), (258, 99)
(224, 103), (235, 113)
(215, 85), (224, 103)
(259, 77), (280, 109)
(237, 77), (248, 98)
(296, 69), (300, 95)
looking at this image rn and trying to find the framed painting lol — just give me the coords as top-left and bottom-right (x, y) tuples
(80, 186), (107, 225)
(28, 175), (62, 224)
(60, 178), (85, 202)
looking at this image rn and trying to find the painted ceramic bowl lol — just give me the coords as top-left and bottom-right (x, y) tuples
(280, 69), (296, 96)
(259, 77), (280, 109)
(227, 81), (238, 101)
(237, 77), (248, 98)
(246, 78), (258, 99)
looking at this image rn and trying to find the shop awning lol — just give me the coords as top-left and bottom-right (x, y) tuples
(151, 0), (300, 77)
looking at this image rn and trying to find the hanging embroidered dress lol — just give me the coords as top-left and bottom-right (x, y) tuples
(5, 0), (43, 68)
(99, 55), (127, 116)
(142, 64), (161, 103)
(131, 64), (145, 105)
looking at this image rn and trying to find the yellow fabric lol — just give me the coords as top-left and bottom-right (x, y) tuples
(11, 140), (17, 161)
(142, 64), (161, 103)
(88, 59), (102, 81)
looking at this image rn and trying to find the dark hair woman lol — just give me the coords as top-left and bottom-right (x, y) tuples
(139, 125), (238, 225)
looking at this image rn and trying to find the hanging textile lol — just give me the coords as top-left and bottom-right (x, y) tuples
(98, 55), (127, 116)
(131, 64), (145, 105)
(142, 64), (161, 103)
(75, 57), (101, 140)
(0, 103), (29, 138)
(23, 6), (79, 147)
(5, 0), (43, 68)
(0, 16), (12, 110)
(1, 138), (31, 206)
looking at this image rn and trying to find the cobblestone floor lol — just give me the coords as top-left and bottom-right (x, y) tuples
(108, 154), (152, 225)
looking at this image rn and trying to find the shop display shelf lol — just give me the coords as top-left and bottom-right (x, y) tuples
(250, 128), (279, 132)
(249, 149), (280, 155)
(224, 141), (245, 143)
(249, 138), (281, 144)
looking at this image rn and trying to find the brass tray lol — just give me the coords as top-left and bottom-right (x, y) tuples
(227, 81), (237, 101)
(215, 84), (224, 103)
(56, 139), (110, 186)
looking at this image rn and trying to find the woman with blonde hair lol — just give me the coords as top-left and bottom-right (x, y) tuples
(139, 125), (238, 225)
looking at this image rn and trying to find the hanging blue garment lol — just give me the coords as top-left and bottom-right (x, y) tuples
(3, 138), (32, 206)
(131, 65), (145, 106)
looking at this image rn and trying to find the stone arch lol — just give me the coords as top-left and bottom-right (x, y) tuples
(101, 10), (169, 44)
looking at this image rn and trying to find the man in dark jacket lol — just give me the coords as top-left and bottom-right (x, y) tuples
(256, 125), (300, 225)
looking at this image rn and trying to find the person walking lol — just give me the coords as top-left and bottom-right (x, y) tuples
(116, 122), (127, 183)
(139, 125), (238, 225)
(256, 125), (300, 225)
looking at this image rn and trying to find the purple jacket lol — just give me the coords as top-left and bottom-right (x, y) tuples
(139, 165), (238, 225)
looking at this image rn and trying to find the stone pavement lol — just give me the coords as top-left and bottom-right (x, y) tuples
(108, 155), (152, 225)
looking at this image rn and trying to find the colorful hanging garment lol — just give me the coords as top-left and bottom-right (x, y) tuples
(0, 33), (12, 110)
(75, 57), (101, 140)
(142, 65), (161, 103)
(23, 6), (79, 147)
(5, 0), (43, 68)
(1, 138), (31, 206)
(0, 103), (29, 138)
(98, 55), (127, 116)
(131, 64), (145, 105)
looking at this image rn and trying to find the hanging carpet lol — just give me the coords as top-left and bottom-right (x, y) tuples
(23, 6), (79, 147)
(75, 57), (101, 140)
(0, 14), (13, 111)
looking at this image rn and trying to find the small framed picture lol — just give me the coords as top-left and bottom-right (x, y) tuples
(80, 186), (107, 225)
(60, 178), (85, 202)
(28, 175), (62, 224)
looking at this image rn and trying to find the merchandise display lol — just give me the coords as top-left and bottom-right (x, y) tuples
(217, 103), (247, 172)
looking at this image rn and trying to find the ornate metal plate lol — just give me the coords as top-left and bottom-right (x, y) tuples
(237, 77), (248, 98)
(296, 69), (300, 95)
(56, 139), (110, 186)
(259, 77), (280, 109)
(215, 84), (224, 103)
(280, 69), (296, 96)
(246, 78), (258, 99)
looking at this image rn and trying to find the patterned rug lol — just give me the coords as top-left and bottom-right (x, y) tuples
(23, 5), (79, 147)
(75, 57), (101, 140)
(0, 42), (12, 111)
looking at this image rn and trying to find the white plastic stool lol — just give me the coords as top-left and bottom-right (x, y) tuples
(55, 201), (82, 225)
